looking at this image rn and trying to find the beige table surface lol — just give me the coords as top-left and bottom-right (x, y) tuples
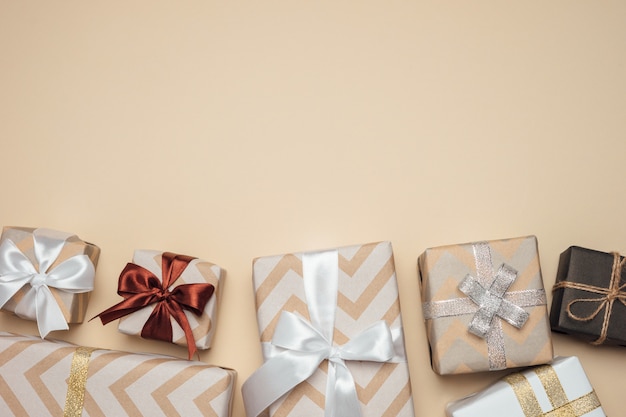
(1, 2), (626, 416)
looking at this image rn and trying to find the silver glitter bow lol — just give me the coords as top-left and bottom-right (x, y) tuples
(422, 242), (546, 370)
(459, 263), (529, 338)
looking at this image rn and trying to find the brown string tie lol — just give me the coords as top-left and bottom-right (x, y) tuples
(552, 251), (626, 345)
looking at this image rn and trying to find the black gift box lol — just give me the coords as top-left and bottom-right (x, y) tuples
(550, 246), (626, 346)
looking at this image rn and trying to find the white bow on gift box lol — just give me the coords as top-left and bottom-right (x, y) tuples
(242, 249), (406, 417)
(0, 228), (95, 338)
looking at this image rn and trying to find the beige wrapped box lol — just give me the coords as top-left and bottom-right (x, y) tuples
(98, 250), (224, 356)
(418, 235), (553, 375)
(0, 332), (236, 417)
(0, 227), (100, 336)
(243, 241), (415, 417)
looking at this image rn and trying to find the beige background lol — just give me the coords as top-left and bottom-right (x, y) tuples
(1, 2), (625, 416)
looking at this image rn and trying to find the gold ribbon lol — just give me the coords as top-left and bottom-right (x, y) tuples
(504, 364), (601, 417)
(552, 251), (626, 345)
(64, 346), (97, 417)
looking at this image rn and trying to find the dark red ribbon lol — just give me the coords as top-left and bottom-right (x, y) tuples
(93, 252), (215, 359)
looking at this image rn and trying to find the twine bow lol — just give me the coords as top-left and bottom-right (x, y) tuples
(552, 251), (626, 345)
(93, 252), (215, 359)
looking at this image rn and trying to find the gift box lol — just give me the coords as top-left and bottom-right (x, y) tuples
(242, 241), (415, 417)
(446, 356), (606, 417)
(94, 250), (224, 359)
(418, 235), (553, 375)
(0, 227), (100, 338)
(0, 332), (236, 417)
(550, 246), (626, 346)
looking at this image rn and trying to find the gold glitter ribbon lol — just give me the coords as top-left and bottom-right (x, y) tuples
(552, 251), (626, 345)
(504, 364), (601, 417)
(64, 346), (97, 417)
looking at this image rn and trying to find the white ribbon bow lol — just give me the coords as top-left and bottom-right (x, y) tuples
(0, 229), (95, 338)
(242, 249), (401, 417)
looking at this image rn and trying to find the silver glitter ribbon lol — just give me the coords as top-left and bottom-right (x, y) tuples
(423, 242), (546, 370)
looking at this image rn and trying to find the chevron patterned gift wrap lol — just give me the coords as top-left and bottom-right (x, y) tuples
(247, 241), (415, 417)
(0, 332), (236, 417)
(116, 250), (224, 352)
(418, 236), (553, 375)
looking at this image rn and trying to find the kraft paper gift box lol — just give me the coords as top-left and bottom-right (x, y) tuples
(94, 250), (224, 359)
(0, 227), (100, 338)
(0, 332), (236, 417)
(551, 246), (626, 346)
(418, 235), (553, 375)
(242, 241), (415, 417)
(446, 356), (606, 417)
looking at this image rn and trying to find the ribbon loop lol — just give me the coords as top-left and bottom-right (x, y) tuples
(0, 229), (96, 338)
(93, 252), (214, 359)
(459, 263), (529, 339)
(242, 249), (400, 417)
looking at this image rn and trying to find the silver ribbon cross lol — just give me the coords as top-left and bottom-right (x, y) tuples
(459, 263), (529, 338)
(423, 242), (546, 370)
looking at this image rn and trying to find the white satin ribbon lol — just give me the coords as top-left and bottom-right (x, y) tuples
(242, 249), (401, 417)
(0, 228), (95, 338)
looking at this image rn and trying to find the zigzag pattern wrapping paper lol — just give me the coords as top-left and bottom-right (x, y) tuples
(251, 241), (415, 417)
(0, 332), (236, 417)
(117, 250), (225, 351)
(418, 236), (553, 375)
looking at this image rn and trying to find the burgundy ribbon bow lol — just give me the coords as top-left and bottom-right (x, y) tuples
(94, 252), (215, 359)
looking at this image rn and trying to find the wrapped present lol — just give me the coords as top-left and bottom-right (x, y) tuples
(446, 356), (606, 416)
(242, 241), (415, 417)
(0, 227), (100, 338)
(93, 250), (223, 359)
(0, 332), (236, 417)
(418, 235), (553, 375)
(550, 246), (626, 346)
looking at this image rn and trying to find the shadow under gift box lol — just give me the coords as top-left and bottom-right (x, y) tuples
(446, 356), (606, 417)
(0, 332), (237, 417)
(418, 236), (553, 375)
(550, 246), (626, 346)
(243, 241), (415, 417)
(0, 227), (100, 335)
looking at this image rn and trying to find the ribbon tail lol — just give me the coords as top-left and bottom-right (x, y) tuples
(165, 300), (197, 360)
(14, 286), (69, 338)
(242, 349), (326, 417)
(140, 302), (174, 342)
(327, 360), (361, 417)
(91, 293), (158, 324)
